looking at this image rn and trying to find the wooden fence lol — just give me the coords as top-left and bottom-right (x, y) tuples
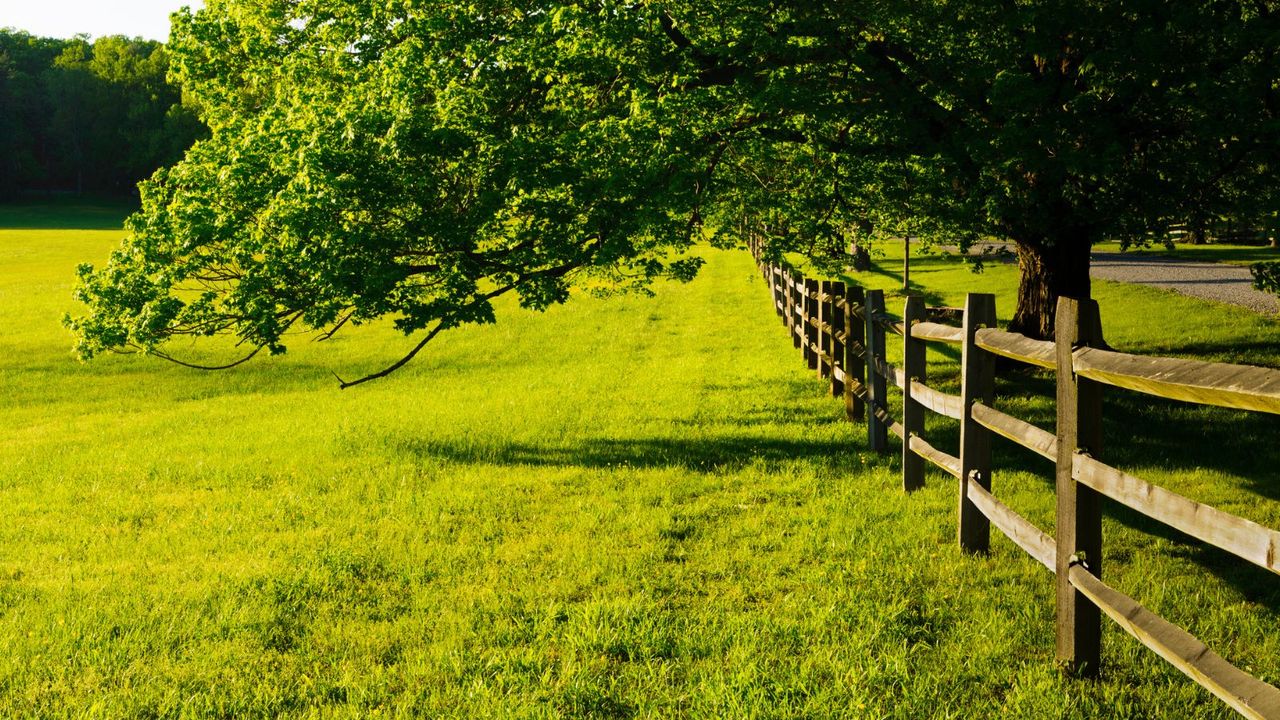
(745, 237), (1280, 720)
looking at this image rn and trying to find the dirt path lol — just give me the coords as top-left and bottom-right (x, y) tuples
(1090, 252), (1278, 315)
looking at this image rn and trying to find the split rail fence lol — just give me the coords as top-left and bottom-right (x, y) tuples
(746, 236), (1280, 720)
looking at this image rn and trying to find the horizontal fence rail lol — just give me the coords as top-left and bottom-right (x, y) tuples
(744, 229), (1280, 719)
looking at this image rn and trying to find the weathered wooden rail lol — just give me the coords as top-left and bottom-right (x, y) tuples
(745, 235), (1280, 719)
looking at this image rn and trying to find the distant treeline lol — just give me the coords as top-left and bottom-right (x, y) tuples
(0, 29), (206, 200)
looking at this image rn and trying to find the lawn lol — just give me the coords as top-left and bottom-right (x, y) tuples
(1092, 239), (1280, 267)
(0, 207), (1277, 718)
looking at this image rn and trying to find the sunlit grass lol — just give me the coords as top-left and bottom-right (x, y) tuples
(0, 207), (1276, 718)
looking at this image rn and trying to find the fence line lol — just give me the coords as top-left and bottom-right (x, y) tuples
(744, 233), (1280, 720)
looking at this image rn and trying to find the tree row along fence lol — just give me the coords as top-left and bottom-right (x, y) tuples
(744, 235), (1280, 720)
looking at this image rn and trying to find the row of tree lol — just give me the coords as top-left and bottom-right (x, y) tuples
(0, 29), (205, 200)
(66, 2), (1280, 386)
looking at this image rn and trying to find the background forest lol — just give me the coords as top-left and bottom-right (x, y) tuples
(0, 28), (205, 200)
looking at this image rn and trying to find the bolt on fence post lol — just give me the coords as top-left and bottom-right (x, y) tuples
(864, 289), (888, 453)
(958, 293), (997, 553)
(830, 281), (846, 398)
(1055, 296), (1105, 678)
(804, 279), (820, 372)
(845, 286), (866, 422)
(901, 296), (927, 492)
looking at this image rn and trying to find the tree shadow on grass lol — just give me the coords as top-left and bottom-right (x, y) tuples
(387, 433), (857, 474)
(1133, 339), (1280, 369)
(0, 201), (134, 230)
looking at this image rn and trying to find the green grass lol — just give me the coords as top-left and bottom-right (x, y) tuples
(1, 206), (1278, 718)
(1092, 239), (1280, 267)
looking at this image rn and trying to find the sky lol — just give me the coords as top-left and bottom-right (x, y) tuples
(0, 0), (204, 42)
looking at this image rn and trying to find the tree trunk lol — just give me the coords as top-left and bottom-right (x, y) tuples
(1008, 240), (1093, 340)
(903, 235), (911, 292)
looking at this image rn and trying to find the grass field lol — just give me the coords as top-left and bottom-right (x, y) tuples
(1, 206), (1278, 718)
(1092, 239), (1280, 267)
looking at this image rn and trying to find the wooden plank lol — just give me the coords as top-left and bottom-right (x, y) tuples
(1068, 567), (1280, 720)
(966, 480), (1056, 571)
(1055, 297), (1105, 677)
(1073, 453), (1280, 576)
(846, 375), (870, 402)
(975, 328), (1056, 370)
(902, 296), (928, 492)
(1073, 347), (1280, 416)
(909, 380), (964, 420)
(807, 316), (832, 334)
(911, 321), (965, 345)
(958, 293), (998, 554)
(873, 402), (906, 441)
(873, 312), (907, 336)
(834, 295), (866, 320)
(869, 354), (906, 389)
(907, 435), (962, 479)
(970, 402), (1058, 462)
(865, 290), (888, 453)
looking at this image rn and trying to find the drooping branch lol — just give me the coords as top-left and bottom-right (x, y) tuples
(335, 320), (448, 390)
(145, 345), (264, 370)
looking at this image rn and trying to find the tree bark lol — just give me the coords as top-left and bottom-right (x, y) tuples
(1008, 240), (1093, 339)
(903, 234), (911, 292)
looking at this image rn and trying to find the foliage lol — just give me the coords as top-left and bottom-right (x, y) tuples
(1252, 261), (1280, 295)
(0, 29), (205, 199)
(69, 1), (1280, 382)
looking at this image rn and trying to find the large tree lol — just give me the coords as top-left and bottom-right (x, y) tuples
(69, 0), (1280, 385)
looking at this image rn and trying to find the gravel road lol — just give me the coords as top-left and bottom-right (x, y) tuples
(935, 241), (1277, 315)
(1090, 253), (1278, 315)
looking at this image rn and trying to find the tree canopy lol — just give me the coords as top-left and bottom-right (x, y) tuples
(69, 1), (1280, 385)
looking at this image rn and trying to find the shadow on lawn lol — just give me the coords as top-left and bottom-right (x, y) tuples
(1135, 339), (1280, 368)
(390, 433), (857, 473)
(0, 201), (134, 230)
(855, 262), (949, 308)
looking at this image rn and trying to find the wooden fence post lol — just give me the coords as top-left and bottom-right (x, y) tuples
(845, 286), (866, 422)
(804, 279), (820, 371)
(819, 280), (833, 380)
(792, 272), (805, 351)
(901, 296), (927, 491)
(958, 293), (997, 553)
(864, 289), (888, 453)
(1055, 296), (1105, 678)
(830, 281), (846, 398)
(774, 267), (786, 327)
